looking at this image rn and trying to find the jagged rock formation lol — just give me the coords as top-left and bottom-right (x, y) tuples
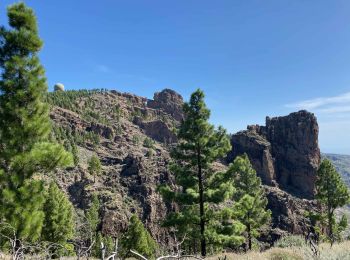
(147, 88), (184, 122)
(48, 89), (320, 245)
(229, 110), (321, 199)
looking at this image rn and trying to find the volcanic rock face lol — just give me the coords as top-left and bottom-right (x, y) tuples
(49, 89), (182, 243)
(229, 110), (321, 199)
(49, 89), (320, 245)
(147, 88), (184, 122)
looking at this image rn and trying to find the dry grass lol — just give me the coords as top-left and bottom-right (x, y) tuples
(1, 241), (350, 259)
(207, 241), (350, 260)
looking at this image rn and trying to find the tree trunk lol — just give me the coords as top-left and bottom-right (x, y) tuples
(197, 145), (206, 257)
(328, 211), (334, 246)
(247, 223), (252, 251)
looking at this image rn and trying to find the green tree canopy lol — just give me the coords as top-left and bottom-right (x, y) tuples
(88, 155), (102, 183)
(158, 89), (244, 256)
(231, 154), (271, 251)
(315, 159), (350, 244)
(0, 2), (72, 242)
(42, 182), (75, 256)
(120, 214), (158, 259)
(86, 194), (100, 234)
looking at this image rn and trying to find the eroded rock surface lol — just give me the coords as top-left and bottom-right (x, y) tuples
(229, 110), (320, 199)
(49, 89), (320, 245)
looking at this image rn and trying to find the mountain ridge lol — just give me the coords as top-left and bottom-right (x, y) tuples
(47, 88), (326, 245)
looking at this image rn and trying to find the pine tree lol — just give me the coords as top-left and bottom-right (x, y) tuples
(72, 144), (79, 166)
(231, 154), (271, 251)
(42, 182), (75, 256)
(88, 155), (102, 183)
(315, 159), (350, 245)
(86, 194), (100, 233)
(0, 3), (72, 242)
(120, 215), (158, 259)
(158, 89), (243, 256)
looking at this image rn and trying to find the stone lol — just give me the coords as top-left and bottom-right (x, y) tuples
(229, 110), (321, 199)
(49, 89), (321, 246)
(266, 110), (320, 199)
(147, 89), (184, 121)
(133, 117), (177, 144)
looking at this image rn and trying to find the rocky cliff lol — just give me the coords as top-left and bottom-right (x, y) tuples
(48, 89), (320, 245)
(228, 111), (320, 199)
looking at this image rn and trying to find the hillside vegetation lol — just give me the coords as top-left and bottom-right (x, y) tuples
(208, 241), (350, 260)
(323, 153), (350, 188)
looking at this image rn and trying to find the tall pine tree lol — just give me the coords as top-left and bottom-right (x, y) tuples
(231, 154), (271, 251)
(159, 89), (243, 256)
(0, 3), (72, 242)
(86, 194), (100, 234)
(42, 182), (75, 256)
(315, 159), (349, 245)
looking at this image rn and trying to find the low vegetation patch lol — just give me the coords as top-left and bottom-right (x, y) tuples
(208, 241), (350, 260)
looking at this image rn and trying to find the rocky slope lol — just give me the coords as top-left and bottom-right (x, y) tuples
(47, 89), (321, 245)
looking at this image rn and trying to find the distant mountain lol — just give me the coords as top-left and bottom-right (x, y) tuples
(322, 153), (350, 188)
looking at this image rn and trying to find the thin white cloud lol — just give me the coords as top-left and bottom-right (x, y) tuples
(318, 105), (350, 114)
(286, 92), (350, 110)
(286, 92), (350, 154)
(96, 64), (112, 73)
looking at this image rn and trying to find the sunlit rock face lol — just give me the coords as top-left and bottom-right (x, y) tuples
(229, 110), (320, 199)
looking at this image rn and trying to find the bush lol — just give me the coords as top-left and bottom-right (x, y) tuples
(143, 137), (155, 148)
(274, 235), (306, 248)
(146, 149), (154, 157)
(269, 251), (303, 260)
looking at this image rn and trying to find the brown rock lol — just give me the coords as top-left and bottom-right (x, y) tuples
(147, 89), (184, 121)
(264, 186), (319, 237)
(229, 129), (276, 185)
(134, 117), (177, 144)
(266, 110), (320, 199)
(87, 122), (114, 139)
(229, 110), (321, 199)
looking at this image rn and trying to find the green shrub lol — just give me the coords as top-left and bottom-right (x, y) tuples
(143, 137), (155, 148)
(269, 251), (303, 260)
(132, 135), (140, 145)
(274, 235), (306, 248)
(146, 149), (154, 157)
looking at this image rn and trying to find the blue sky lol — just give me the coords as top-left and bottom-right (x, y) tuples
(1, 1), (350, 154)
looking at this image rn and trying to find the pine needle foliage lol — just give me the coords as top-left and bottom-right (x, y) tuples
(231, 154), (271, 251)
(120, 214), (158, 259)
(88, 155), (102, 183)
(42, 182), (75, 256)
(315, 159), (350, 245)
(158, 89), (244, 256)
(0, 2), (72, 242)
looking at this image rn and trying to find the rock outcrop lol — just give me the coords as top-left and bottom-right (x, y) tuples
(133, 117), (177, 144)
(49, 89), (182, 245)
(49, 89), (321, 246)
(229, 110), (320, 199)
(147, 89), (184, 122)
